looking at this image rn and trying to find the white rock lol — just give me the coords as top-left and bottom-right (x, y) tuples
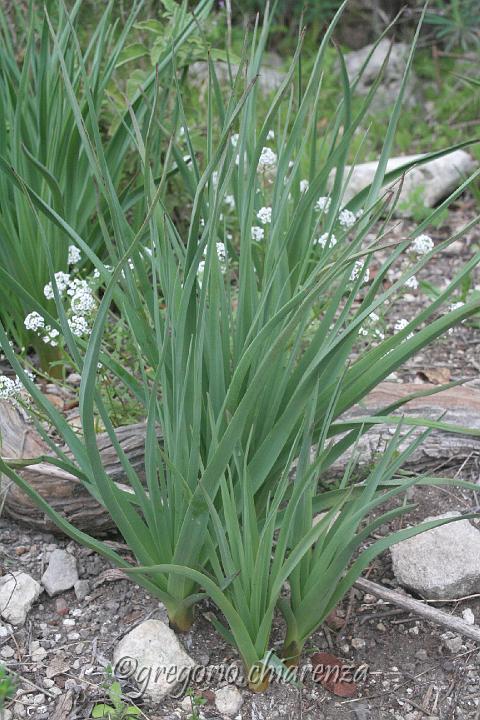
(0, 572), (42, 625)
(113, 619), (194, 702)
(329, 151), (476, 217)
(41, 550), (79, 597)
(0, 710), (13, 720)
(0, 645), (14, 658)
(0, 623), (11, 638)
(31, 643), (47, 663)
(215, 686), (244, 716)
(462, 608), (475, 625)
(391, 512), (480, 599)
(344, 39), (418, 111)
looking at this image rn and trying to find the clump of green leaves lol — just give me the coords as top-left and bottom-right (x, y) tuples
(0, 665), (16, 710)
(1, 1), (480, 689)
(91, 669), (140, 719)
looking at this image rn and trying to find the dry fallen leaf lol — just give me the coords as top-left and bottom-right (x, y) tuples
(311, 652), (357, 698)
(415, 367), (451, 385)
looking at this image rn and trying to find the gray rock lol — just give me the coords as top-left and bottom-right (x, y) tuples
(215, 686), (243, 716)
(344, 39), (418, 111)
(0, 572), (42, 625)
(329, 151), (476, 215)
(41, 550), (79, 597)
(113, 619), (194, 702)
(442, 634), (463, 654)
(0, 710), (13, 720)
(189, 60), (285, 95)
(74, 580), (90, 601)
(391, 512), (480, 599)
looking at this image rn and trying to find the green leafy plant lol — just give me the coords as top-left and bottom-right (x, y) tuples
(425, 0), (480, 51)
(0, 665), (16, 710)
(184, 688), (206, 720)
(91, 671), (141, 719)
(1, 1), (480, 688)
(0, 0), (212, 374)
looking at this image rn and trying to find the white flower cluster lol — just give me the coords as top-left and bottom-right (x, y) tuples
(339, 208), (357, 229)
(300, 179), (309, 193)
(315, 197), (331, 213)
(256, 207), (272, 225)
(258, 147), (277, 171)
(405, 275), (419, 290)
(68, 245), (81, 265)
(224, 194), (235, 210)
(316, 233), (337, 249)
(0, 369), (34, 404)
(25, 271), (97, 346)
(411, 234), (434, 255)
(251, 226), (265, 241)
(350, 260), (370, 284)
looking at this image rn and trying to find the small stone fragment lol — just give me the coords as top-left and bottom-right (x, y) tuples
(215, 686), (244, 716)
(462, 608), (475, 625)
(0, 572), (42, 625)
(41, 550), (79, 597)
(74, 580), (90, 601)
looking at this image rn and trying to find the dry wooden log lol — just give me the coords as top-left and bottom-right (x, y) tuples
(354, 577), (480, 643)
(1, 382), (480, 535)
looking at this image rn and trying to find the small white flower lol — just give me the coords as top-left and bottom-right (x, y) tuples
(68, 245), (81, 265)
(300, 179), (309, 193)
(411, 234), (434, 255)
(0, 375), (19, 401)
(224, 194), (235, 210)
(339, 208), (356, 229)
(315, 233), (337, 249)
(68, 315), (89, 337)
(315, 196), (331, 213)
(394, 318), (409, 332)
(179, 126), (185, 137)
(93, 269), (100, 279)
(231, 133), (240, 147)
(405, 275), (419, 290)
(266, 129), (275, 140)
(258, 146), (277, 170)
(256, 207), (272, 225)
(251, 226), (265, 241)
(216, 242), (226, 262)
(449, 301), (465, 312)
(24, 311), (45, 332)
(359, 327), (369, 336)
(42, 326), (60, 347)
(369, 312), (379, 322)
(44, 272), (70, 300)
(350, 260), (369, 284)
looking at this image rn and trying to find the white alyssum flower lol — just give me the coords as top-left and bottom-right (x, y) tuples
(258, 147), (277, 170)
(24, 311), (45, 332)
(68, 245), (81, 265)
(350, 260), (370, 284)
(300, 179), (309, 193)
(216, 242), (227, 262)
(405, 275), (419, 290)
(316, 233), (337, 249)
(68, 315), (90, 337)
(257, 206), (272, 225)
(266, 129), (275, 140)
(43, 326), (60, 347)
(0, 375), (21, 401)
(70, 286), (95, 315)
(339, 208), (356, 229)
(44, 272), (71, 300)
(231, 133), (239, 147)
(251, 226), (265, 241)
(411, 234), (434, 255)
(315, 197), (331, 213)
(449, 301), (465, 312)
(224, 194), (235, 210)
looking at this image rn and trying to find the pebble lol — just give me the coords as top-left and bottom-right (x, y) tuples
(215, 686), (244, 716)
(0, 572), (42, 625)
(41, 549), (79, 597)
(63, 618), (76, 627)
(351, 638), (366, 650)
(74, 579), (90, 601)
(0, 645), (15, 658)
(415, 649), (428, 661)
(30, 642), (47, 663)
(442, 634), (463, 654)
(462, 608), (475, 625)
